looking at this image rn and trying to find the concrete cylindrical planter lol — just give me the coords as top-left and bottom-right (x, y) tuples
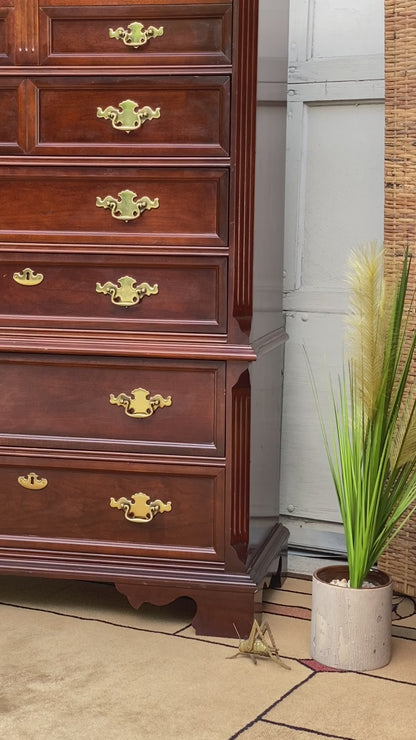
(310, 565), (393, 671)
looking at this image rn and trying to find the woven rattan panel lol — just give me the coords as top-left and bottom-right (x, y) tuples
(380, 0), (416, 595)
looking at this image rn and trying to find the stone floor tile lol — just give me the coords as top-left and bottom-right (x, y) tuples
(278, 577), (313, 595)
(0, 576), (195, 634)
(366, 635), (416, 682)
(264, 588), (312, 610)
(239, 720), (346, 739)
(0, 604), (312, 740)
(265, 671), (416, 740)
(263, 613), (312, 660)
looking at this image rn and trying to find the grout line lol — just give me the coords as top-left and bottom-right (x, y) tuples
(265, 604), (312, 612)
(172, 623), (194, 636)
(4, 599), (416, 687)
(261, 718), (354, 739)
(263, 598), (311, 605)
(353, 669), (416, 687)
(174, 632), (237, 649)
(0, 600), (184, 636)
(273, 586), (313, 596)
(227, 672), (317, 739)
(263, 611), (312, 623)
(0, 600), (236, 648)
(392, 626), (416, 640)
(229, 661), (416, 740)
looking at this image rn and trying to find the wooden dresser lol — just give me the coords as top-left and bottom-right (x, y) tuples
(0, 0), (288, 636)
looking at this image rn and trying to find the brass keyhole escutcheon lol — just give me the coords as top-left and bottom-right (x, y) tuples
(18, 473), (48, 490)
(97, 100), (161, 133)
(110, 492), (172, 523)
(13, 268), (44, 286)
(108, 22), (164, 49)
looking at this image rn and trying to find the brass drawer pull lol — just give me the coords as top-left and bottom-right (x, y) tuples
(96, 189), (159, 222)
(109, 387), (172, 418)
(18, 473), (48, 490)
(109, 22), (164, 49)
(13, 268), (44, 286)
(97, 99), (161, 133)
(96, 275), (158, 307)
(110, 492), (172, 523)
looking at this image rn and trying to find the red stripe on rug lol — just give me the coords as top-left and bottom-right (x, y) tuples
(300, 658), (342, 672)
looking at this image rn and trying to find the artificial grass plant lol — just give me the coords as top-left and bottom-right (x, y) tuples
(308, 243), (416, 588)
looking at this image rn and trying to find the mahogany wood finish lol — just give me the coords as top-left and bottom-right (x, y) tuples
(38, 2), (233, 68)
(0, 0), (288, 636)
(0, 166), (229, 247)
(0, 353), (226, 456)
(0, 75), (231, 156)
(0, 458), (225, 553)
(1, 254), (228, 333)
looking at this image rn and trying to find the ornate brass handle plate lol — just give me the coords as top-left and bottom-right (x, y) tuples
(13, 268), (44, 286)
(109, 22), (164, 48)
(109, 387), (172, 418)
(96, 275), (158, 307)
(96, 190), (159, 222)
(18, 473), (48, 490)
(110, 492), (171, 523)
(97, 99), (160, 133)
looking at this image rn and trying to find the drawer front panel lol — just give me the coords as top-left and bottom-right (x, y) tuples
(39, 3), (232, 67)
(0, 354), (225, 456)
(1, 254), (227, 334)
(29, 76), (230, 157)
(0, 459), (225, 559)
(0, 7), (14, 65)
(0, 78), (23, 151)
(0, 167), (228, 249)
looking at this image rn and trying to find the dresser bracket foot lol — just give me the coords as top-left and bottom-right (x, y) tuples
(114, 522), (290, 637)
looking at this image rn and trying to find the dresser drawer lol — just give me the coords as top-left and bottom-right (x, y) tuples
(39, 2), (232, 67)
(26, 75), (230, 158)
(1, 254), (227, 334)
(0, 166), (228, 249)
(0, 457), (225, 560)
(0, 354), (226, 456)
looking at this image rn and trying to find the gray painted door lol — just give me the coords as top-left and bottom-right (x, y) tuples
(279, 0), (385, 554)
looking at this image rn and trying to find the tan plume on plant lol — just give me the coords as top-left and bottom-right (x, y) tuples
(345, 241), (387, 422)
(390, 384), (416, 468)
(307, 244), (416, 588)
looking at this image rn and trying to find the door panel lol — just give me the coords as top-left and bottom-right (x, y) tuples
(280, 0), (385, 547)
